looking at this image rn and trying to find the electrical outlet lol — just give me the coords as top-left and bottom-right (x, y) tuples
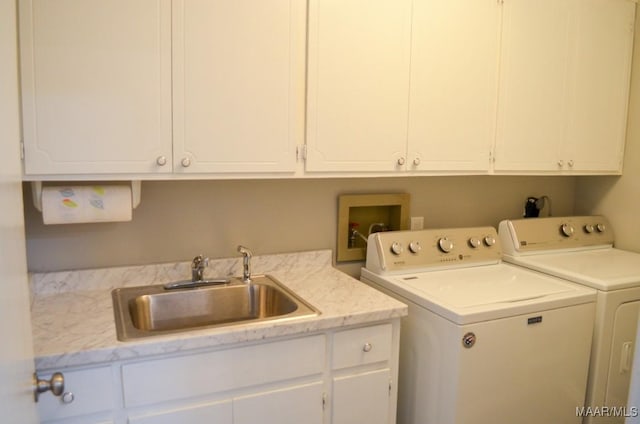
(410, 216), (424, 230)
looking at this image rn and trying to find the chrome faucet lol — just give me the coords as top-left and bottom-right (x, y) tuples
(237, 245), (253, 283)
(191, 254), (209, 282)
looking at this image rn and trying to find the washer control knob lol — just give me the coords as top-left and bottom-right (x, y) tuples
(560, 223), (575, 237)
(468, 238), (481, 249)
(181, 157), (192, 168)
(596, 223), (606, 233)
(390, 242), (403, 255)
(156, 156), (167, 166)
(483, 235), (496, 247)
(409, 241), (422, 254)
(584, 224), (595, 234)
(438, 237), (454, 253)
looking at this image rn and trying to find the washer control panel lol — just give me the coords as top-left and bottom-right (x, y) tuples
(365, 226), (502, 274)
(498, 215), (614, 255)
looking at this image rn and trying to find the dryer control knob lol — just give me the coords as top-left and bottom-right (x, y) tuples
(561, 223), (575, 237)
(438, 237), (454, 253)
(390, 242), (403, 256)
(468, 238), (481, 249)
(596, 223), (606, 233)
(409, 241), (422, 254)
(584, 224), (595, 234)
(483, 235), (496, 247)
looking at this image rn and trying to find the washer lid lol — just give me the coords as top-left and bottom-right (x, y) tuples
(367, 263), (595, 324)
(504, 248), (640, 291)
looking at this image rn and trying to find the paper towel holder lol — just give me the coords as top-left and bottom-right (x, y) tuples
(31, 181), (142, 212)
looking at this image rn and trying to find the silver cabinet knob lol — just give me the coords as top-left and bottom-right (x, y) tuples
(156, 156), (167, 166)
(62, 392), (75, 404)
(363, 343), (373, 352)
(33, 372), (64, 402)
(397, 157), (406, 166)
(181, 157), (191, 168)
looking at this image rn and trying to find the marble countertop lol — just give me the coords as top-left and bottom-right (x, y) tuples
(30, 250), (408, 370)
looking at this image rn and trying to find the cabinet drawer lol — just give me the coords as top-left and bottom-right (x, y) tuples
(37, 366), (115, 421)
(332, 324), (392, 370)
(122, 334), (326, 407)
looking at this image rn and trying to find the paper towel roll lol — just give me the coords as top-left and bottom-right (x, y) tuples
(42, 185), (133, 225)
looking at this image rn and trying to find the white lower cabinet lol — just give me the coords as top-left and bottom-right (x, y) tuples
(128, 399), (232, 424)
(233, 381), (324, 424)
(38, 321), (400, 424)
(332, 369), (391, 424)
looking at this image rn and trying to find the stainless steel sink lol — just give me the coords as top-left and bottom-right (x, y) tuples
(112, 275), (319, 341)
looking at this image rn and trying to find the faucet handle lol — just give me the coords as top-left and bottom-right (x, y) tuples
(192, 254), (209, 269)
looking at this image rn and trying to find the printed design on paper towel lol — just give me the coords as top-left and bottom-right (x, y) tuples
(89, 186), (105, 210)
(58, 188), (78, 208)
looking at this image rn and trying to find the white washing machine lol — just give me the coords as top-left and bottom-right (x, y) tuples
(361, 226), (596, 424)
(499, 216), (640, 423)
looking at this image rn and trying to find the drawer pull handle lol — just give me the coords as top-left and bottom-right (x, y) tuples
(363, 342), (373, 352)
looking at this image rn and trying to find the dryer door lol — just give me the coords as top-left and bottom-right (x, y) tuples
(605, 301), (640, 406)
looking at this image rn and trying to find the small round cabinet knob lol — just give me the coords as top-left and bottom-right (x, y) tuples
(363, 343), (373, 353)
(397, 157), (406, 166)
(181, 157), (192, 168)
(156, 156), (167, 166)
(413, 158), (421, 166)
(62, 392), (75, 404)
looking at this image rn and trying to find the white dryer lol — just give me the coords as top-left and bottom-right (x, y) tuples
(499, 216), (640, 423)
(361, 226), (596, 424)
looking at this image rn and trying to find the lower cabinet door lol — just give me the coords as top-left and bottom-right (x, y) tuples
(127, 399), (232, 424)
(332, 368), (391, 424)
(233, 381), (324, 424)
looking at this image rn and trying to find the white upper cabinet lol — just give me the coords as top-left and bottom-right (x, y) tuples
(172, 0), (305, 174)
(407, 0), (500, 172)
(494, 0), (635, 174)
(20, 0), (173, 175)
(305, 0), (412, 172)
(306, 0), (501, 174)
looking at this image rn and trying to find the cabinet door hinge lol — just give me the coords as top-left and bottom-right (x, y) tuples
(20, 140), (25, 160)
(296, 144), (307, 161)
(322, 392), (327, 410)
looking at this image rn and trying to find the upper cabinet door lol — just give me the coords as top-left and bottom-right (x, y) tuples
(494, 0), (571, 172)
(407, 0), (500, 173)
(563, 0), (635, 173)
(172, 0), (305, 174)
(306, 0), (412, 172)
(495, 0), (635, 174)
(20, 0), (172, 175)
